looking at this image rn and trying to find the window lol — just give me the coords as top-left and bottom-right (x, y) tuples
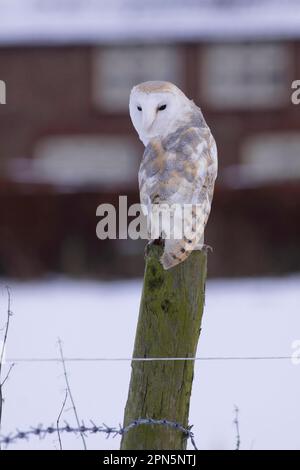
(242, 132), (300, 183)
(201, 43), (290, 109)
(224, 132), (300, 188)
(93, 45), (182, 111)
(15, 135), (140, 187)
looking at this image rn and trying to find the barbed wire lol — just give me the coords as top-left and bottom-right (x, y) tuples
(4, 355), (295, 363)
(0, 418), (198, 450)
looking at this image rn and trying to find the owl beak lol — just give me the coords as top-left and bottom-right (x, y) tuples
(142, 109), (156, 132)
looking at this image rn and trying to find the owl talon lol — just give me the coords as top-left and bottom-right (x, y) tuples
(144, 238), (164, 258)
(202, 244), (213, 253)
(144, 241), (153, 258)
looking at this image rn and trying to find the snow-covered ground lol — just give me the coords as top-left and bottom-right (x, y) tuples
(0, 275), (299, 450)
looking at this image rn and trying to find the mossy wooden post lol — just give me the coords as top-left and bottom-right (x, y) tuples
(120, 244), (207, 450)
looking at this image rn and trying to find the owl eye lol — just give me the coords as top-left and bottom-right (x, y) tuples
(137, 105), (142, 111)
(158, 104), (167, 111)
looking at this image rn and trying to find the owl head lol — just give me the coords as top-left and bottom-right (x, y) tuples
(129, 81), (191, 145)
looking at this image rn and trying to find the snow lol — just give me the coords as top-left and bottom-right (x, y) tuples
(1, 0), (300, 44)
(0, 275), (300, 450)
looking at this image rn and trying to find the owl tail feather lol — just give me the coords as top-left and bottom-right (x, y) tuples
(157, 203), (207, 270)
(160, 234), (203, 270)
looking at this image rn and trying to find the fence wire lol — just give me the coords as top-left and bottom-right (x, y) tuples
(4, 355), (295, 363)
(0, 418), (198, 450)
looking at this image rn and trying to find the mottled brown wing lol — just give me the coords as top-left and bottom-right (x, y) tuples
(138, 126), (217, 268)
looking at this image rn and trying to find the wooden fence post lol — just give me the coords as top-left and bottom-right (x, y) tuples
(120, 244), (207, 450)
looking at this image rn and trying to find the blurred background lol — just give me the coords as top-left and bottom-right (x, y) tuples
(1, 0), (300, 451)
(1, 0), (299, 279)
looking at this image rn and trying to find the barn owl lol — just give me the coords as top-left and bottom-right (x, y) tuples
(129, 81), (218, 270)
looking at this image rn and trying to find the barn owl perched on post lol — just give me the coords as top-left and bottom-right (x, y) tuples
(129, 81), (218, 270)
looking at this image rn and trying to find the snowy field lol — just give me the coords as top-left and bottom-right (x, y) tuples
(0, 275), (300, 450)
